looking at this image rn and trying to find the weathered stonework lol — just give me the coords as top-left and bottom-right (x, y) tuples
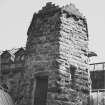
(25, 2), (90, 105)
(0, 2), (90, 105)
(0, 48), (25, 105)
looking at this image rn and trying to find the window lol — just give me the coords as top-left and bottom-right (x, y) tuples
(20, 55), (24, 61)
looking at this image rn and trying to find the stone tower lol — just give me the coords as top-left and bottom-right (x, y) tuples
(25, 2), (90, 105)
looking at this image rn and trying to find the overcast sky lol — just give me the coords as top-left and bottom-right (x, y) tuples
(0, 0), (105, 63)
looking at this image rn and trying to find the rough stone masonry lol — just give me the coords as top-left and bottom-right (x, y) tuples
(23, 2), (91, 105)
(0, 2), (91, 105)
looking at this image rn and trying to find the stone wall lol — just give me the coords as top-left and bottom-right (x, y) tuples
(25, 2), (90, 105)
(0, 2), (90, 105)
(25, 3), (61, 105)
(0, 48), (25, 105)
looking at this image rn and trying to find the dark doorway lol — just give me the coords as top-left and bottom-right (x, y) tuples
(34, 76), (48, 105)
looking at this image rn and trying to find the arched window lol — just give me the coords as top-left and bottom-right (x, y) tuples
(20, 55), (24, 61)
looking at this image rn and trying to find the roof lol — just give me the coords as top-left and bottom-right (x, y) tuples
(88, 51), (97, 57)
(14, 47), (25, 55)
(0, 47), (25, 61)
(8, 48), (19, 58)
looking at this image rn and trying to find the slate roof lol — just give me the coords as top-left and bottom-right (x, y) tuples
(0, 47), (25, 61)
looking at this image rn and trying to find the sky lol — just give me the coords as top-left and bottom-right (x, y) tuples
(0, 0), (105, 63)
